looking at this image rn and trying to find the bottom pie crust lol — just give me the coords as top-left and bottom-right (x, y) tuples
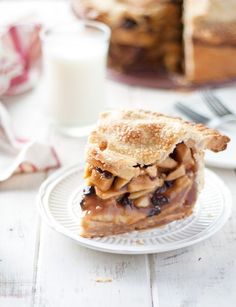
(80, 205), (194, 238)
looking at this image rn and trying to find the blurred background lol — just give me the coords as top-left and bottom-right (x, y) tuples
(0, 0), (235, 169)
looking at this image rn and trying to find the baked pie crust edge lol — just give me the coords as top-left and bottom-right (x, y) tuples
(79, 109), (230, 238)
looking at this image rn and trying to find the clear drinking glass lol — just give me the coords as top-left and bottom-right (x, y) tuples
(41, 21), (111, 136)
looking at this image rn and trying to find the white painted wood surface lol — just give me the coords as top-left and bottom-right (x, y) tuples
(0, 2), (236, 307)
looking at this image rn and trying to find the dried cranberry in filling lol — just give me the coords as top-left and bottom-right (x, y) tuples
(155, 185), (167, 195)
(95, 167), (113, 179)
(151, 194), (169, 207)
(153, 181), (173, 196)
(121, 18), (138, 29)
(83, 186), (95, 196)
(147, 206), (161, 217)
(165, 181), (173, 189)
(118, 193), (133, 207)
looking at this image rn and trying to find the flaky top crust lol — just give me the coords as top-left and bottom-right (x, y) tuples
(86, 109), (230, 179)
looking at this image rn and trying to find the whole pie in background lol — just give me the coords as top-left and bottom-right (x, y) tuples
(72, 0), (236, 85)
(79, 109), (230, 238)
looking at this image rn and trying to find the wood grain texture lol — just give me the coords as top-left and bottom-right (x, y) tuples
(152, 169), (236, 307)
(33, 225), (152, 307)
(0, 173), (46, 307)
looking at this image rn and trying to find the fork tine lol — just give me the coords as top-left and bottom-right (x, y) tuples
(203, 90), (227, 115)
(201, 90), (224, 116)
(175, 102), (209, 124)
(205, 90), (233, 115)
(202, 90), (232, 116)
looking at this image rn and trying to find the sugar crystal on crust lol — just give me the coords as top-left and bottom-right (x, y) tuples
(86, 109), (230, 179)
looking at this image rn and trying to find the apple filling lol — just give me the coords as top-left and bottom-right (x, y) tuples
(80, 143), (197, 234)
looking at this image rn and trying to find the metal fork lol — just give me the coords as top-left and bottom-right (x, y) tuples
(175, 102), (209, 124)
(175, 102), (236, 129)
(202, 90), (236, 122)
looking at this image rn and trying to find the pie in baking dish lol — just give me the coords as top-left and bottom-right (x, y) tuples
(79, 109), (230, 238)
(72, 0), (236, 84)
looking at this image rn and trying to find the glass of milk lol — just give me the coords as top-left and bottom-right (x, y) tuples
(42, 21), (111, 136)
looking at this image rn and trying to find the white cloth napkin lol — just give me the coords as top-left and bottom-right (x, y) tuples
(0, 102), (60, 181)
(0, 22), (42, 96)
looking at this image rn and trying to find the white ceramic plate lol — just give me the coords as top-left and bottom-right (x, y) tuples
(38, 165), (232, 254)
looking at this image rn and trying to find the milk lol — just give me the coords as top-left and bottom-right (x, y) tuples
(43, 23), (110, 130)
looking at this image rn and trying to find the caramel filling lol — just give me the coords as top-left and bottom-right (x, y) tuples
(80, 143), (197, 226)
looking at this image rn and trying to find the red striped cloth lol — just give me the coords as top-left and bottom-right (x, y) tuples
(0, 102), (60, 181)
(0, 23), (42, 96)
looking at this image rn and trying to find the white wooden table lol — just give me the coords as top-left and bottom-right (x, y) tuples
(1, 2), (236, 307)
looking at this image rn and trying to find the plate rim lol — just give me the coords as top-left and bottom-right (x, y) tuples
(205, 158), (236, 169)
(37, 164), (232, 254)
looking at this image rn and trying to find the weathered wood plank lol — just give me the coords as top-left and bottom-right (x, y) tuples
(33, 225), (152, 307)
(0, 173), (46, 307)
(152, 169), (236, 307)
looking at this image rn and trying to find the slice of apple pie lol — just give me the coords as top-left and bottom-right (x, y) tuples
(79, 109), (230, 238)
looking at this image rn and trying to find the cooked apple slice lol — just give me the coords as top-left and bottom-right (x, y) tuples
(95, 187), (126, 199)
(134, 196), (150, 208)
(113, 177), (130, 190)
(166, 164), (185, 181)
(128, 175), (163, 192)
(175, 143), (194, 166)
(145, 165), (157, 178)
(165, 174), (192, 200)
(156, 157), (178, 169)
(89, 169), (114, 192)
(129, 189), (154, 199)
(84, 163), (92, 179)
